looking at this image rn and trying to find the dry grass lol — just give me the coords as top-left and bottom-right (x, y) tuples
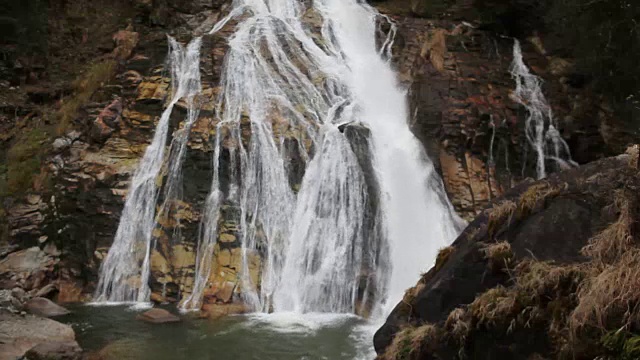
(582, 190), (635, 265)
(515, 260), (585, 303)
(517, 182), (563, 218)
(487, 200), (517, 236)
(571, 249), (640, 332)
(435, 246), (455, 271)
(57, 59), (117, 134)
(381, 324), (438, 360)
(445, 307), (471, 345)
(482, 241), (514, 273)
(470, 286), (519, 328)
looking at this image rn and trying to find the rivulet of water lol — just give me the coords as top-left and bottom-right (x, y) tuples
(94, 37), (202, 304)
(510, 40), (576, 179)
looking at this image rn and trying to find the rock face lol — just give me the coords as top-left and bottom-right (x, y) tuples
(136, 308), (181, 324)
(0, 310), (78, 360)
(374, 148), (640, 359)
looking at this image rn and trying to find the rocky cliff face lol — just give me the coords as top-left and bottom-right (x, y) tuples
(0, 0), (636, 318)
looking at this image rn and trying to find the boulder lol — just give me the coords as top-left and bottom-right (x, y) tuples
(24, 297), (70, 317)
(374, 151), (640, 359)
(136, 308), (181, 324)
(0, 310), (76, 359)
(24, 341), (82, 360)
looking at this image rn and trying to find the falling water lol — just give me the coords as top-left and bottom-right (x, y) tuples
(179, 0), (464, 317)
(94, 37), (202, 304)
(510, 40), (576, 179)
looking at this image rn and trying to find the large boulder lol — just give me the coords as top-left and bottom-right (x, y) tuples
(374, 149), (640, 359)
(24, 297), (70, 317)
(0, 310), (77, 359)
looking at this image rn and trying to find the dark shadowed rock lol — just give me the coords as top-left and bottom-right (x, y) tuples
(136, 308), (181, 324)
(374, 150), (640, 358)
(24, 297), (70, 317)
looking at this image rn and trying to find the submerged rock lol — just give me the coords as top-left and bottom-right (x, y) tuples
(24, 340), (82, 360)
(24, 297), (70, 317)
(136, 308), (181, 324)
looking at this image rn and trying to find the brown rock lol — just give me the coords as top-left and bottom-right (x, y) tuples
(0, 311), (75, 359)
(201, 303), (249, 319)
(136, 308), (181, 324)
(24, 341), (82, 360)
(24, 297), (70, 317)
(112, 30), (139, 61)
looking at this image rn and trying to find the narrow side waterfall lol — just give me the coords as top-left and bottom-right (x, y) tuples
(94, 37), (202, 303)
(510, 40), (576, 179)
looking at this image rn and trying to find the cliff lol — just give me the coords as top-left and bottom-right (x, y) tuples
(0, 0), (637, 332)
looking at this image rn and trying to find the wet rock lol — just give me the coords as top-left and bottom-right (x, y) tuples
(0, 310), (76, 359)
(136, 308), (181, 324)
(0, 289), (22, 312)
(24, 341), (82, 360)
(24, 297), (70, 317)
(201, 303), (249, 319)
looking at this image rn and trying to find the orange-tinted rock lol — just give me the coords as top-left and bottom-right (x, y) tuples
(136, 308), (180, 324)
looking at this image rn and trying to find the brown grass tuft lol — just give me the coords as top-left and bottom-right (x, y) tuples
(582, 190), (635, 265)
(470, 286), (519, 328)
(487, 200), (517, 236)
(57, 59), (117, 134)
(482, 241), (514, 273)
(571, 248), (640, 332)
(517, 182), (563, 218)
(382, 324), (438, 360)
(445, 307), (471, 346)
(435, 246), (455, 271)
(515, 260), (585, 303)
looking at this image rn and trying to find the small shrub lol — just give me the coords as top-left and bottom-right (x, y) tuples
(582, 190), (635, 265)
(382, 324), (438, 360)
(6, 128), (48, 194)
(482, 241), (514, 273)
(487, 200), (517, 236)
(57, 59), (117, 134)
(470, 286), (519, 328)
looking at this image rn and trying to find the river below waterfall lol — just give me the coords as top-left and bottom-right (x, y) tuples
(60, 305), (377, 359)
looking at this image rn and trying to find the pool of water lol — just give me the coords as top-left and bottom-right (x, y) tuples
(59, 305), (379, 360)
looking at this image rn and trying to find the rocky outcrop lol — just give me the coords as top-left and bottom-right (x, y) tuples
(374, 147), (640, 359)
(24, 297), (70, 317)
(384, 9), (618, 220)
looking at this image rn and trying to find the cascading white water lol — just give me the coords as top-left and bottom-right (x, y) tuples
(94, 37), (202, 304)
(510, 40), (576, 179)
(179, 0), (464, 317)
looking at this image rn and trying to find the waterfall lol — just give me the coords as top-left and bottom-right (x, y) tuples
(94, 37), (202, 304)
(180, 0), (463, 315)
(510, 40), (576, 179)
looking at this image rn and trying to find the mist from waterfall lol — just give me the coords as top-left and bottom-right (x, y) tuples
(94, 37), (202, 304)
(510, 40), (576, 179)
